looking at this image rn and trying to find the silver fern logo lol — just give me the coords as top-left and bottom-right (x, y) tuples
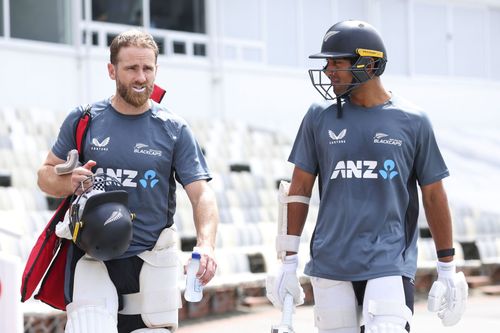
(91, 137), (110, 151)
(323, 30), (339, 42)
(328, 129), (347, 144)
(103, 209), (123, 226)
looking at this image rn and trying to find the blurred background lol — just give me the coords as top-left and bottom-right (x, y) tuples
(0, 0), (499, 332)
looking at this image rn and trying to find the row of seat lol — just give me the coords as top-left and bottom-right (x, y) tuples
(1, 107), (500, 288)
(0, 188), (49, 211)
(0, 149), (46, 170)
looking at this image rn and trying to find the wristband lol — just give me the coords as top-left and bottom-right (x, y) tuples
(437, 248), (455, 258)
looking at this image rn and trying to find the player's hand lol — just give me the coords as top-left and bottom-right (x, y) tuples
(266, 254), (305, 309)
(189, 245), (217, 286)
(71, 160), (96, 195)
(427, 260), (468, 326)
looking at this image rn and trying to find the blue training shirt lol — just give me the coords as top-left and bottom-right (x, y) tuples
(52, 98), (211, 258)
(289, 94), (449, 281)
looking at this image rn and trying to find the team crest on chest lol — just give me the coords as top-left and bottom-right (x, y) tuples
(373, 132), (403, 147)
(133, 143), (163, 157)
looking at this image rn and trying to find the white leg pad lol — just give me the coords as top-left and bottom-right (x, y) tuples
(314, 305), (359, 331)
(131, 329), (171, 333)
(65, 302), (118, 333)
(364, 300), (412, 333)
(364, 323), (407, 333)
(363, 276), (412, 332)
(311, 277), (359, 332)
(120, 228), (181, 330)
(65, 255), (118, 333)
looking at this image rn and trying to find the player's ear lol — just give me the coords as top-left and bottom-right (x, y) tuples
(108, 63), (116, 80)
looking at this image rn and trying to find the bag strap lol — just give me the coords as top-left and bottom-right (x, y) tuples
(75, 104), (92, 158)
(151, 84), (166, 103)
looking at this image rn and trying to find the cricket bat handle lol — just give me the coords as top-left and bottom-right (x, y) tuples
(55, 149), (81, 175)
(281, 293), (294, 327)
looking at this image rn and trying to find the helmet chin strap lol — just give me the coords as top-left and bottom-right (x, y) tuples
(334, 61), (379, 118)
(334, 79), (358, 119)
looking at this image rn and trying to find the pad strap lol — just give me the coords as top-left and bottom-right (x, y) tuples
(279, 195), (310, 205)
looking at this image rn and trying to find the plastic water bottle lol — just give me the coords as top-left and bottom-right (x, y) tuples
(184, 252), (203, 302)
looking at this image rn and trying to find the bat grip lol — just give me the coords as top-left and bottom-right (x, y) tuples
(55, 149), (81, 175)
(281, 293), (294, 326)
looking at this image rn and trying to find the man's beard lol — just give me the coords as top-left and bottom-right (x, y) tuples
(117, 80), (153, 108)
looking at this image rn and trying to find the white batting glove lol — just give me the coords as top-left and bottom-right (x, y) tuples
(427, 261), (468, 326)
(266, 254), (305, 309)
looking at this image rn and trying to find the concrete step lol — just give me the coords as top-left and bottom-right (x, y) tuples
(479, 285), (500, 296)
(466, 275), (492, 288)
(241, 295), (270, 307)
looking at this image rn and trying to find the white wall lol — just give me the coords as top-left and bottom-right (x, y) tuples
(0, 41), (80, 111)
(3, 41), (498, 134)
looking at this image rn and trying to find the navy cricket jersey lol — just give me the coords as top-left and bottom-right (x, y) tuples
(289, 93), (449, 281)
(52, 98), (211, 258)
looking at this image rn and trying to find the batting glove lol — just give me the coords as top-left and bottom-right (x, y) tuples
(427, 260), (468, 326)
(266, 254), (305, 309)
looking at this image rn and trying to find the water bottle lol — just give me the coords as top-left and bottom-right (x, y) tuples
(184, 252), (203, 302)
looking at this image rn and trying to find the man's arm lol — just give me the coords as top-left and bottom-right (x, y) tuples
(184, 179), (219, 285)
(286, 166), (316, 254)
(37, 150), (96, 197)
(265, 166), (315, 308)
(421, 180), (454, 262)
(423, 180), (468, 326)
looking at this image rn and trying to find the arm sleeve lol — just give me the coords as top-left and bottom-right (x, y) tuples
(51, 108), (82, 160)
(288, 107), (319, 175)
(173, 124), (211, 186)
(414, 113), (449, 186)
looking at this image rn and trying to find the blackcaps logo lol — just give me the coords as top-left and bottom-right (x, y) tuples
(374, 133), (403, 146)
(134, 143), (162, 157)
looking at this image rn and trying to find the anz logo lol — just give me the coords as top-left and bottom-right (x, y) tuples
(139, 170), (159, 188)
(95, 168), (160, 189)
(331, 159), (399, 180)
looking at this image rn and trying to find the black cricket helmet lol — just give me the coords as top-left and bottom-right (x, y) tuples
(69, 173), (134, 261)
(308, 20), (387, 100)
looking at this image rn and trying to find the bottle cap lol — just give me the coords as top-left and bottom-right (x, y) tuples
(192, 252), (201, 260)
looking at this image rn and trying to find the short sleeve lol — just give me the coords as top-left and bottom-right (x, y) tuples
(288, 106), (319, 175)
(51, 108), (82, 160)
(172, 124), (211, 186)
(414, 113), (449, 186)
